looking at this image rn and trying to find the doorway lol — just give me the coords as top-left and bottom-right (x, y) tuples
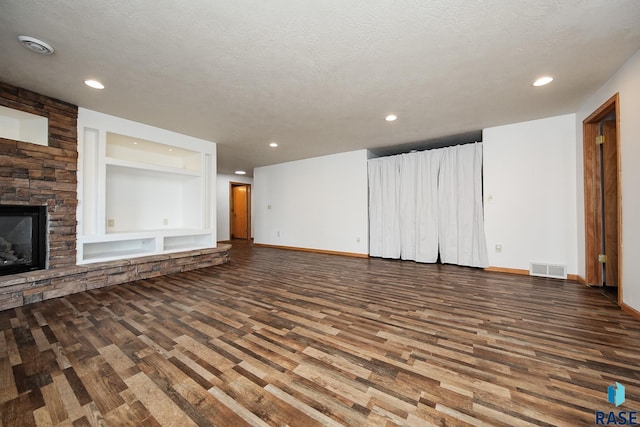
(230, 183), (251, 240)
(583, 93), (621, 304)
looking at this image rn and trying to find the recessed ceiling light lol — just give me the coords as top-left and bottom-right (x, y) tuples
(84, 79), (105, 89)
(385, 114), (398, 122)
(18, 35), (54, 55)
(533, 76), (553, 87)
(269, 142), (279, 148)
(235, 170), (246, 175)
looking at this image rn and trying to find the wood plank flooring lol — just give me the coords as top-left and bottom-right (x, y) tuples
(1, 240), (639, 426)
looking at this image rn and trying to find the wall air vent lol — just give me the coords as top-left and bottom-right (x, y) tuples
(529, 262), (567, 279)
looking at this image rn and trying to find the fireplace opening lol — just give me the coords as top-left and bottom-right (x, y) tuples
(0, 205), (46, 276)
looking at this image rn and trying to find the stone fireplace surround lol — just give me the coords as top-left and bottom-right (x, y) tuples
(0, 83), (229, 310)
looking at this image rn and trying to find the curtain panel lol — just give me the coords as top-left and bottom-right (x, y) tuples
(368, 143), (489, 268)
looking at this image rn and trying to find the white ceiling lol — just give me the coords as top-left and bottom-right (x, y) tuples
(2, 1), (640, 176)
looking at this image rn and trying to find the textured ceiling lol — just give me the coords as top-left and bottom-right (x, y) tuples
(2, 1), (640, 176)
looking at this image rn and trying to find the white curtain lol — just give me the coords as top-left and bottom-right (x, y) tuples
(438, 143), (489, 267)
(368, 156), (401, 258)
(399, 154), (418, 260)
(368, 142), (489, 268)
(398, 150), (441, 262)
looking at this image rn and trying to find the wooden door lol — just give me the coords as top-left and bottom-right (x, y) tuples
(583, 93), (621, 301)
(231, 184), (249, 239)
(601, 120), (618, 287)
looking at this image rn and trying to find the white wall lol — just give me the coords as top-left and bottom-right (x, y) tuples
(576, 49), (640, 311)
(483, 114), (578, 274)
(253, 149), (369, 254)
(216, 174), (254, 241)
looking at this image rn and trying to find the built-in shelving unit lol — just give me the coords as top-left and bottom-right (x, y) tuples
(77, 108), (216, 264)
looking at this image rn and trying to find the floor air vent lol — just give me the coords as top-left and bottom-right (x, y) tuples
(529, 262), (567, 279)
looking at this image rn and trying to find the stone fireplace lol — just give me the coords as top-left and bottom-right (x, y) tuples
(0, 83), (78, 267)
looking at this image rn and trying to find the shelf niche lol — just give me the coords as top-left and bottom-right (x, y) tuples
(0, 105), (48, 146)
(106, 132), (201, 171)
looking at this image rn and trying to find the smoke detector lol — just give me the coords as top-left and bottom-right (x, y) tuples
(18, 35), (54, 55)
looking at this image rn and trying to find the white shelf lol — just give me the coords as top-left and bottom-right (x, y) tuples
(105, 157), (201, 176)
(78, 230), (215, 264)
(82, 237), (156, 262)
(98, 228), (204, 235)
(163, 233), (214, 251)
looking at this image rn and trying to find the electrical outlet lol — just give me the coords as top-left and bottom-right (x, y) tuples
(163, 218), (168, 225)
(267, 204), (272, 210)
(495, 244), (503, 253)
(277, 231), (280, 237)
(107, 219), (114, 227)
(356, 237), (360, 243)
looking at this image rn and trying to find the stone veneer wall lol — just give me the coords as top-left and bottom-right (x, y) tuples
(0, 83), (229, 310)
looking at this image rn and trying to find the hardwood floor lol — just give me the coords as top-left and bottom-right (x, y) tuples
(1, 241), (639, 426)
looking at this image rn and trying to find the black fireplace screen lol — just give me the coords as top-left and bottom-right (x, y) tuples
(0, 205), (46, 276)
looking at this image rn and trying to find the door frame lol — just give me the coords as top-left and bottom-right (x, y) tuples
(582, 93), (622, 303)
(229, 182), (251, 240)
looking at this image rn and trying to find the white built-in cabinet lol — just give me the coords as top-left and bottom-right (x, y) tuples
(77, 108), (216, 264)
